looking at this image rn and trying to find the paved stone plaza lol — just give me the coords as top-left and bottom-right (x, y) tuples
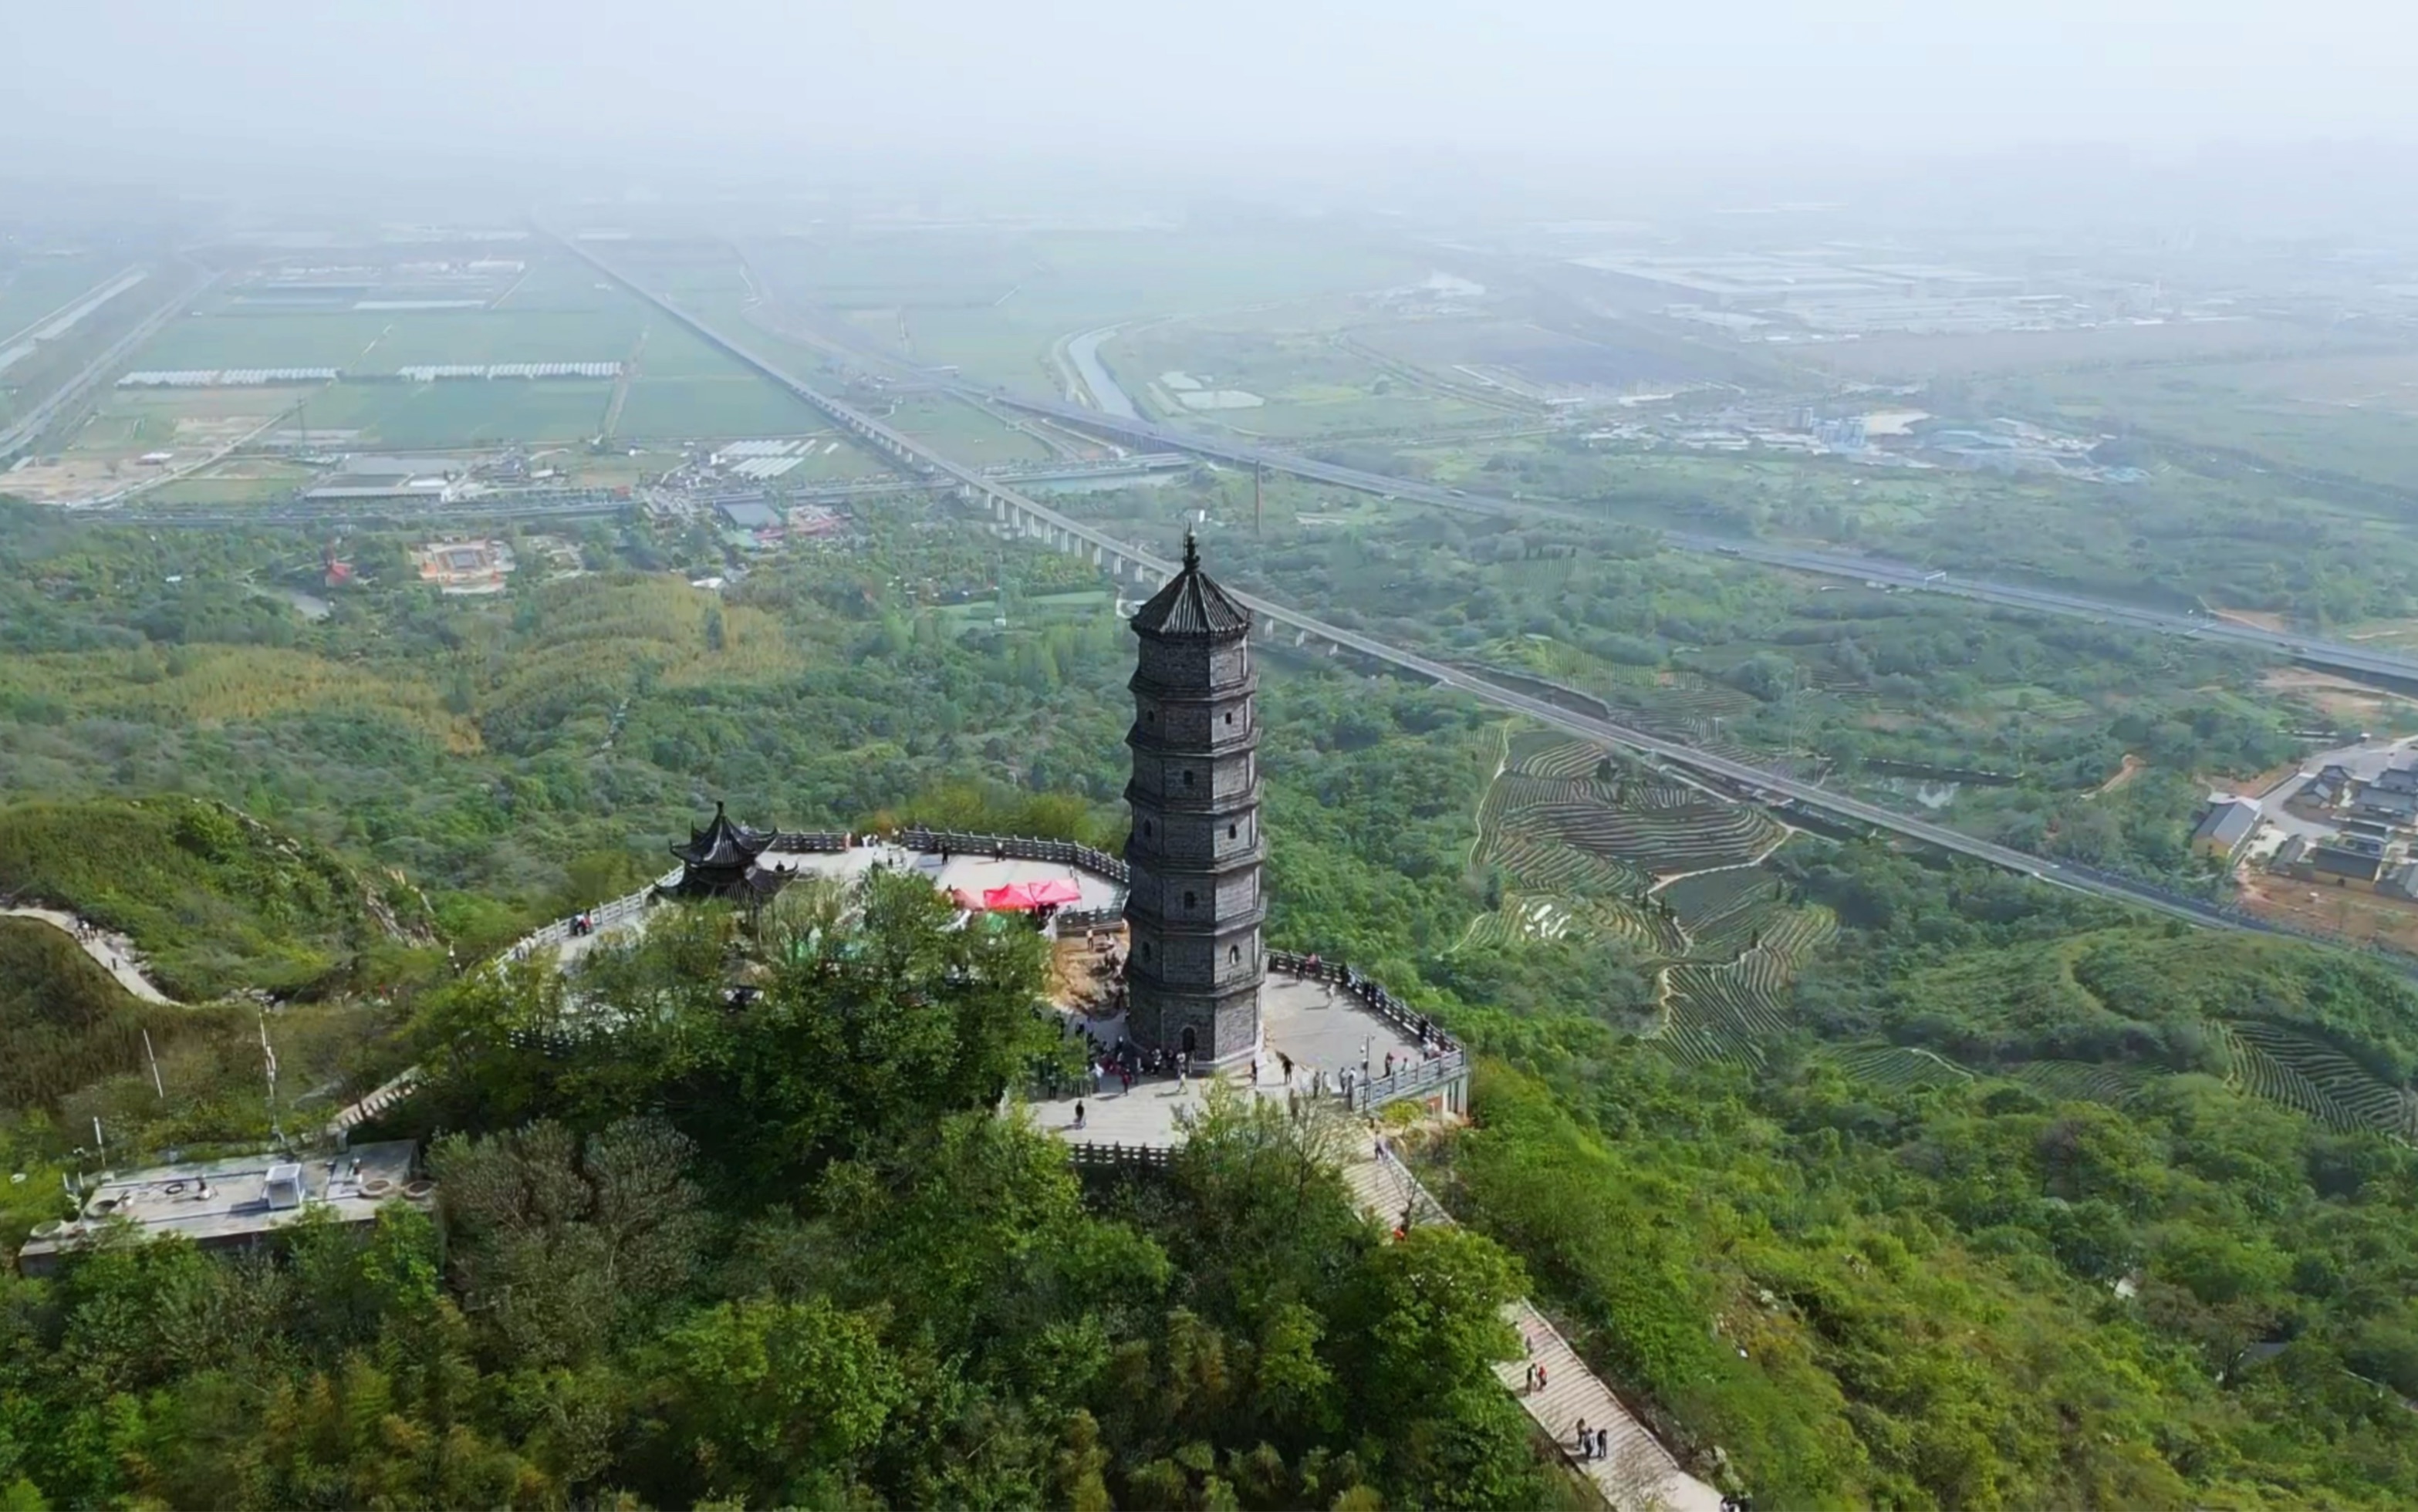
(1025, 970), (1427, 1148)
(756, 842), (1126, 912)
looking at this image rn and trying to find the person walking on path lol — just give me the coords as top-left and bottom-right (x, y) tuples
(1575, 1421), (1591, 1460)
(1072, 1101), (1086, 1131)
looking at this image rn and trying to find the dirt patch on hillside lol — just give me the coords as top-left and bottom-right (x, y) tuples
(2212, 760), (2304, 800)
(2238, 871), (2418, 954)
(2260, 668), (2418, 727)
(0, 453), (167, 503)
(2093, 754), (2146, 795)
(2212, 607), (2291, 633)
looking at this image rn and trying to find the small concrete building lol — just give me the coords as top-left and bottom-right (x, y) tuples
(17, 1141), (424, 1277)
(2190, 797), (2262, 862)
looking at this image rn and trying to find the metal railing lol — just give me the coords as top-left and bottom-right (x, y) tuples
(1265, 949), (1469, 1113)
(1346, 1053), (1469, 1115)
(492, 866), (683, 968)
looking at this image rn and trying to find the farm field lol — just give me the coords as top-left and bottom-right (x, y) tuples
(880, 393), (1055, 467)
(78, 258), (824, 454)
(1102, 319), (1508, 439)
(1352, 314), (1733, 395)
(1455, 726), (1839, 1062)
(1443, 721), (2418, 1143)
(731, 228), (1432, 392)
(0, 255), (137, 347)
(1783, 316), (2337, 383)
(2006, 356), (2418, 494)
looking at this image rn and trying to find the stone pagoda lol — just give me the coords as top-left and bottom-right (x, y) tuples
(1123, 532), (1263, 1065)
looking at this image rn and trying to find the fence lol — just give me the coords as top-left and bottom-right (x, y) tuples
(1345, 1052), (1470, 1116)
(492, 866), (684, 969)
(1066, 1140), (1174, 1172)
(767, 829), (1131, 886)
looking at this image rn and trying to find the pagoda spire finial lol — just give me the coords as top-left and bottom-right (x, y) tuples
(1182, 528), (1200, 572)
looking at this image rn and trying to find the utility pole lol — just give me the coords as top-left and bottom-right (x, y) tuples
(260, 1014), (282, 1146)
(1254, 463), (1265, 536)
(142, 1028), (164, 1099)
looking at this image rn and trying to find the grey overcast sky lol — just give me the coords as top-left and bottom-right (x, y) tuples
(2, 0), (2410, 177)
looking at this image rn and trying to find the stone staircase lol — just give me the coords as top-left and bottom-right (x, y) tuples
(325, 1068), (421, 1139)
(1337, 1141), (1725, 1512)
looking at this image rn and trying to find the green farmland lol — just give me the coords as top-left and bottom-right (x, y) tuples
(96, 258), (824, 449)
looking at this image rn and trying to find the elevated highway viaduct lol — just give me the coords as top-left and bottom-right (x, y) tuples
(553, 231), (2366, 949)
(963, 389), (2418, 690)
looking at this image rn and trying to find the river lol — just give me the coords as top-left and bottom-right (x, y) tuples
(1064, 326), (1139, 419)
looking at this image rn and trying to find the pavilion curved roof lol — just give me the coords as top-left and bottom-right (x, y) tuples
(673, 801), (773, 867)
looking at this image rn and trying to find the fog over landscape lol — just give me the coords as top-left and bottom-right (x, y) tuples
(7, 0), (2414, 186)
(10, 5), (2418, 1511)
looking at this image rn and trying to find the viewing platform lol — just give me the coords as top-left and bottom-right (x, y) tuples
(1028, 950), (1469, 1152)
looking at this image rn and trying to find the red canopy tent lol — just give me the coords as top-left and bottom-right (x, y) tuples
(1025, 878), (1083, 906)
(947, 887), (988, 910)
(981, 883), (1042, 911)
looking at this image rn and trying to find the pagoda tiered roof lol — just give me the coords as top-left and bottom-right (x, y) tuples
(1130, 532), (1251, 640)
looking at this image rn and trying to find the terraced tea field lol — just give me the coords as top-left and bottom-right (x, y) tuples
(2005, 1058), (2156, 1106)
(1465, 730), (2418, 1142)
(1461, 726), (1837, 1061)
(1657, 906), (1838, 1068)
(2218, 1020), (2418, 1138)
(1831, 1045), (1977, 1091)
(1814, 1025), (2416, 1139)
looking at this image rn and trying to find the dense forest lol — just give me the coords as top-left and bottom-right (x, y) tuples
(5, 490), (2418, 1507)
(2, 878), (1570, 1510)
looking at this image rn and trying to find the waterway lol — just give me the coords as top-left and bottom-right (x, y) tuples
(1064, 326), (1139, 419)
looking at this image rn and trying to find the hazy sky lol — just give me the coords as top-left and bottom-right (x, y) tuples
(4, 0), (2410, 181)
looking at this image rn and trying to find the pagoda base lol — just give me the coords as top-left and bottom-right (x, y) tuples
(1130, 981), (1262, 1066)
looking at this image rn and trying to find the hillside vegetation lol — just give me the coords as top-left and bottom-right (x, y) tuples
(0, 878), (1569, 1511)
(0, 795), (422, 1000)
(0, 918), (208, 1109)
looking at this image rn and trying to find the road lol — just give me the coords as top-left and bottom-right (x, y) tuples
(959, 389), (2418, 688)
(0, 262), (221, 464)
(697, 268), (2418, 688)
(556, 233), (2357, 950)
(0, 906), (179, 1004)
